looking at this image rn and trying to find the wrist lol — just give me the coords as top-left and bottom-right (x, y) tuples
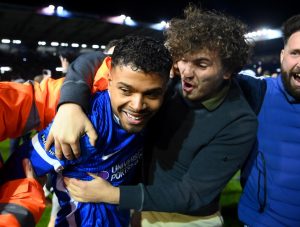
(108, 186), (120, 204)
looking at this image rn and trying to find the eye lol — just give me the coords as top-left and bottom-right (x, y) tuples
(290, 50), (300, 56)
(145, 90), (163, 99)
(181, 58), (188, 63)
(197, 63), (208, 69)
(194, 60), (209, 69)
(120, 87), (131, 96)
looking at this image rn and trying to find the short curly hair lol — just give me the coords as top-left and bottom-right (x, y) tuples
(164, 4), (252, 75)
(111, 35), (172, 81)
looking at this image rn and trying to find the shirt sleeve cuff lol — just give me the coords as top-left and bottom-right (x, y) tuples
(119, 183), (144, 211)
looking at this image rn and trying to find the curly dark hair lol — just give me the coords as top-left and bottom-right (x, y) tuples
(164, 4), (252, 75)
(282, 14), (300, 45)
(111, 35), (172, 81)
(104, 39), (121, 54)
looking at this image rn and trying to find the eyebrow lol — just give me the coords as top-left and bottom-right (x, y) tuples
(117, 82), (164, 93)
(117, 82), (132, 88)
(192, 56), (212, 62)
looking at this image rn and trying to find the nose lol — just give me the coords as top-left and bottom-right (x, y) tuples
(130, 94), (145, 111)
(179, 61), (194, 80)
(296, 58), (300, 69)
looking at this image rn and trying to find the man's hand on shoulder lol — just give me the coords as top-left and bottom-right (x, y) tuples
(45, 103), (98, 160)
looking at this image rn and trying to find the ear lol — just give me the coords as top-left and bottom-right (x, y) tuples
(107, 70), (113, 85)
(107, 56), (113, 84)
(106, 56), (112, 70)
(171, 63), (180, 77)
(280, 49), (284, 64)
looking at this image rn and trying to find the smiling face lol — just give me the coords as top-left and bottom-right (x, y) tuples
(176, 49), (230, 102)
(280, 31), (300, 100)
(108, 65), (166, 133)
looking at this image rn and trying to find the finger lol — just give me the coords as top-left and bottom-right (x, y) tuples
(45, 132), (54, 151)
(70, 194), (83, 203)
(87, 172), (98, 179)
(66, 186), (85, 202)
(85, 122), (98, 147)
(64, 178), (82, 193)
(54, 139), (63, 160)
(63, 177), (70, 186)
(70, 140), (81, 159)
(61, 144), (74, 160)
(23, 158), (34, 178)
(64, 177), (80, 187)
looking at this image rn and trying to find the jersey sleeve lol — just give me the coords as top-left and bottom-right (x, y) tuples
(0, 121), (97, 183)
(28, 122), (97, 177)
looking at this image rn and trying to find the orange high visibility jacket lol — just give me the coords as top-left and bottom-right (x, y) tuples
(0, 178), (46, 226)
(0, 57), (110, 141)
(0, 57), (110, 226)
(0, 78), (63, 141)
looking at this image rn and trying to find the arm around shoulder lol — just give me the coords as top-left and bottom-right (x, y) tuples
(59, 51), (106, 112)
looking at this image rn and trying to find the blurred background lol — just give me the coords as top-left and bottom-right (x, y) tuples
(0, 0), (299, 81)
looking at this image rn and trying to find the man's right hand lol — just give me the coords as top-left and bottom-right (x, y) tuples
(64, 173), (120, 204)
(45, 103), (98, 160)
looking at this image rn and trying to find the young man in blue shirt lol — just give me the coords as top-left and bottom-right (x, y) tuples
(0, 35), (172, 227)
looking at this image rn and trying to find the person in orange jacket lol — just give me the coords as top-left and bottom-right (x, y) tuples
(0, 77), (65, 226)
(0, 158), (45, 227)
(0, 77), (63, 141)
(0, 52), (106, 151)
(0, 52), (106, 226)
(0, 77), (68, 226)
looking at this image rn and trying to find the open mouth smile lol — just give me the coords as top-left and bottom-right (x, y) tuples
(123, 111), (148, 125)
